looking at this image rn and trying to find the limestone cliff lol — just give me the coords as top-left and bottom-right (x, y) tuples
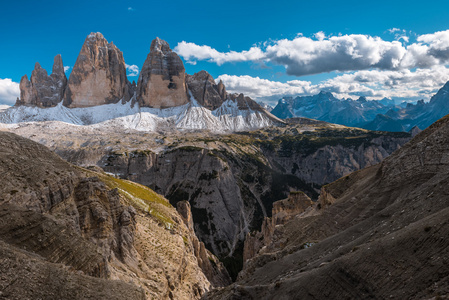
(17, 55), (67, 107)
(186, 71), (227, 110)
(243, 192), (314, 263)
(205, 116), (449, 300)
(137, 37), (189, 108)
(64, 32), (133, 108)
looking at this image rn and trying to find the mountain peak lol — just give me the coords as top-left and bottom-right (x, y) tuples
(150, 37), (170, 53)
(63, 32), (131, 107)
(137, 37), (188, 108)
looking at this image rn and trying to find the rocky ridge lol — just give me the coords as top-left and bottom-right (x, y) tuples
(11, 32), (280, 133)
(17, 55), (67, 108)
(5, 120), (410, 279)
(204, 113), (449, 299)
(0, 131), (230, 299)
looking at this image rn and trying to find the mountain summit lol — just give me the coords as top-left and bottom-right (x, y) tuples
(137, 37), (189, 108)
(17, 55), (67, 108)
(10, 32), (282, 133)
(64, 32), (133, 108)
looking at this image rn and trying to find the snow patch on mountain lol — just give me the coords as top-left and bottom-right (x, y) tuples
(0, 95), (278, 133)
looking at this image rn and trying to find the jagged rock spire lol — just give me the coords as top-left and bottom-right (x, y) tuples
(17, 55), (67, 107)
(186, 70), (227, 110)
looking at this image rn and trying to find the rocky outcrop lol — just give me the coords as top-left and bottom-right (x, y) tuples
(64, 32), (133, 108)
(17, 55), (67, 107)
(137, 38), (189, 108)
(186, 71), (227, 110)
(243, 192), (314, 263)
(0, 131), (223, 299)
(177, 201), (231, 287)
(206, 116), (449, 300)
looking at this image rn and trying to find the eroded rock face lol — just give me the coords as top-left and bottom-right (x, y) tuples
(17, 55), (67, 107)
(243, 192), (314, 263)
(177, 201), (231, 287)
(64, 32), (132, 108)
(186, 71), (226, 110)
(137, 37), (189, 108)
(0, 131), (222, 299)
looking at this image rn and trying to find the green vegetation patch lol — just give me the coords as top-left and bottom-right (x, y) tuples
(95, 172), (174, 229)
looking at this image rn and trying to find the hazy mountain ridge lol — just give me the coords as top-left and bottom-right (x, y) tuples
(270, 85), (449, 132)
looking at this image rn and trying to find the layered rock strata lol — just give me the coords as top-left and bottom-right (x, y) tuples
(0, 131), (228, 299)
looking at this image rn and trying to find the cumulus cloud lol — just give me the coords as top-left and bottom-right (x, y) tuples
(127, 7), (134, 11)
(218, 66), (449, 103)
(176, 30), (449, 76)
(64, 66), (71, 72)
(125, 64), (139, 77)
(0, 78), (19, 105)
(174, 42), (265, 65)
(216, 74), (317, 101)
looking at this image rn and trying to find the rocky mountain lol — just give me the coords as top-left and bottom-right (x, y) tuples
(186, 71), (227, 110)
(64, 32), (133, 107)
(16, 55), (67, 107)
(137, 37), (189, 108)
(0, 131), (230, 299)
(271, 82), (449, 133)
(205, 112), (449, 299)
(5, 119), (410, 280)
(367, 82), (449, 131)
(270, 92), (394, 127)
(8, 32), (281, 133)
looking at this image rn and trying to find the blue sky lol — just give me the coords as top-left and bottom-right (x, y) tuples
(2, 0), (449, 105)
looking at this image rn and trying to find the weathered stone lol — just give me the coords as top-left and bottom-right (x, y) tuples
(177, 201), (231, 287)
(64, 32), (132, 108)
(186, 71), (226, 110)
(137, 37), (189, 108)
(17, 55), (67, 107)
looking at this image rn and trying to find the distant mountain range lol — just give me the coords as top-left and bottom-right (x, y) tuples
(270, 84), (449, 132)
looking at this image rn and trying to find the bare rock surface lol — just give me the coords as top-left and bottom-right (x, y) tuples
(186, 71), (227, 110)
(137, 38), (189, 108)
(17, 55), (67, 107)
(205, 115), (449, 300)
(0, 131), (225, 299)
(64, 32), (132, 108)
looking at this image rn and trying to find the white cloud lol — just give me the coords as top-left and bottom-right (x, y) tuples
(176, 30), (449, 76)
(125, 64), (139, 77)
(218, 66), (449, 104)
(127, 7), (134, 11)
(0, 78), (19, 105)
(388, 28), (401, 33)
(64, 66), (71, 72)
(216, 74), (317, 102)
(174, 42), (265, 65)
